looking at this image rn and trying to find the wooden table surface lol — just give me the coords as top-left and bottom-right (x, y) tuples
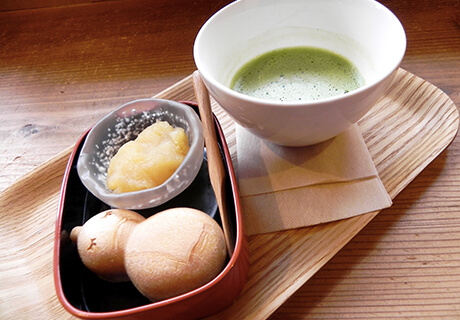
(1, 0), (460, 319)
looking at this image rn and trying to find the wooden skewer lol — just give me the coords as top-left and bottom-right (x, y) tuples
(192, 71), (235, 256)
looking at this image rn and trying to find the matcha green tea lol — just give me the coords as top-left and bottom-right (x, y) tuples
(230, 46), (364, 102)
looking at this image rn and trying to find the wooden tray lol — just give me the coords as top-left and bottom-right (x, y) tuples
(0, 68), (458, 319)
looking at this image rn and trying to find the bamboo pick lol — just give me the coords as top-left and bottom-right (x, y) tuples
(192, 71), (235, 256)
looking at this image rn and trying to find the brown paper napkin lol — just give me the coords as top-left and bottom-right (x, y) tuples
(236, 124), (392, 235)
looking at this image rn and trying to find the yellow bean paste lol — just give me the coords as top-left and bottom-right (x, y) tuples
(106, 121), (189, 193)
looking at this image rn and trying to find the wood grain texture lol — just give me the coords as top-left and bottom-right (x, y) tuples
(1, 0), (460, 319)
(0, 68), (457, 320)
(209, 70), (459, 319)
(271, 2), (460, 318)
(0, 0), (233, 192)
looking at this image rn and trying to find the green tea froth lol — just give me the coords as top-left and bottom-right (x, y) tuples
(231, 46), (364, 102)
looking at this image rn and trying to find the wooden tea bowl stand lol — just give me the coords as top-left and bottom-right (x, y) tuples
(1, 1), (460, 319)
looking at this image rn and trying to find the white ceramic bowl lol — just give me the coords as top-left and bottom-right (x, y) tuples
(194, 0), (406, 146)
(77, 99), (204, 210)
